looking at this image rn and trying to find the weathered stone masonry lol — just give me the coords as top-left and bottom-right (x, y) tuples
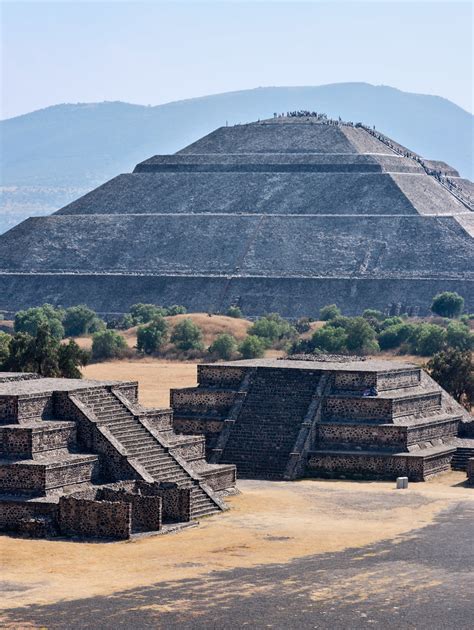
(0, 374), (235, 539)
(170, 358), (474, 482)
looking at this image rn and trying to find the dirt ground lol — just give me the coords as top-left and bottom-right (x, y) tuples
(1, 474), (472, 613)
(82, 359), (198, 407)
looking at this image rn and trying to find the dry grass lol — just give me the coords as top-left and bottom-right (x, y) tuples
(82, 359), (198, 408)
(74, 313), (252, 352)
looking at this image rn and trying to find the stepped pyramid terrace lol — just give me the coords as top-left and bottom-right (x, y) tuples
(170, 358), (474, 482)
(0, 114), (472, 316)
(0, 373), (235, 539)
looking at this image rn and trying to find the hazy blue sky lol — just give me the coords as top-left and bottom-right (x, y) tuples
(1, 1), (472, 119)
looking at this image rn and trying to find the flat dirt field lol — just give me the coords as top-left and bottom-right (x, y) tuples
(82, 359), (198, 407)
(1, 474), (473, 629)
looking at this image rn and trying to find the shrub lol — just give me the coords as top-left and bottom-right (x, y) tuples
(91, 330), (127, 360)
(378, 323), (416, 350)
(129, 303), (167, 325)
(238, 335), (266, 359)
(170, 319), (204, 352)
(249, 313), (295, 346)
(63, 305), (105, 337)
(412, 323), (447, 356)
(0, 332), (11, 368)
(312, 325), (348, 353)
(58, 340), (90, 378)
(14, 304), (65, 340)
(166, 305), (187, 316)
(295, 317), (312, 334)
(379, 316), (404, 330)
(362, 309), (384, 321)
(427, 349), (473, 408)
(344, 317), (380, 354)
(431, 292), (464, 318)
(209, 333), (238, 360)
(136, 318), (169, 354)
(226, 306), (243, 319)
(319, 304), (341, 321)
(446, 321), (474, 351)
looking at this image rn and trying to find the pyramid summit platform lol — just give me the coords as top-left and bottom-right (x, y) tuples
(0, 115), (472, 316)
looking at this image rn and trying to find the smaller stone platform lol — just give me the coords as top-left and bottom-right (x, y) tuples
(170, 358), (473, 482)
(0, 373), (236, 539)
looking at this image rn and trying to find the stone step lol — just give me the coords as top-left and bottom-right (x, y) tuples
(307, 445), (455, 481)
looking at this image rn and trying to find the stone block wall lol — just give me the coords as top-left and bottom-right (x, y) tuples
(0, 499), (58, 532)
(0, 463), (45, 495)
(307, 452), (426, 481)
(0, 397), (17, 423)
(392, 393), (441, 418)
(58, 495), (132, 540)
(467, 458), (474, 486)
(97, 487), (162, 532)
(0, 423), (76, 458)
(171, 388), (240, 417)
(17, 394), (54, 423)
(323, 397), (392, 422)
(197, 365), (247, 389)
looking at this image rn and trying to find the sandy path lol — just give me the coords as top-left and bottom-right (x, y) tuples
(1, 474), (472, 610)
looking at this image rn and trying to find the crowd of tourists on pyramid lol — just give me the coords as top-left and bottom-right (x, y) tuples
(274, 110), (471, 208)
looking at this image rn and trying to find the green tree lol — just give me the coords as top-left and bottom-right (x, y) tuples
(412, 323), (447, 356)
(63, 305), (105, 337)
(166, 305), (187, 316)
(92, 330), (127, 360)
(378, 323), (416, 350)
(209, 333), (238, 360)
(238, 335), (266, 359)
(226, 306), (243, 319)
(58, 340), (90, 378)
(170, 319), (204, 351)
(379, 316), (404, 330)
(446, 321), (474, 352)
(431, 292), (464, 318)
(0, 332), (11, 368)
(5, 333), (36, 373)
(344, 317), (379, 354)
(249, 313), (295, 346)
(427, 349), (473, 407)
(136, 318), (169, 354)
(319, 304), (341, 321)
(362, 309), (384, 321)
(14, 304), (65, 340)
(129, 303), (167, 325)
(33, 324), (60, 376)
(312, 325), (348, 353)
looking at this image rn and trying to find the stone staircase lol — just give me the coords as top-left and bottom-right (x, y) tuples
(76, 388), (221, 518)
(451, 444), (474, 471)
(219, 368), (321, 479)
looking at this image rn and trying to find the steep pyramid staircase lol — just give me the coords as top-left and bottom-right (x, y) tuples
(76, 389), (223, 519)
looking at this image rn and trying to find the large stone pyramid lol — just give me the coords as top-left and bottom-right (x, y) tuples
(0, 115), (472, 316)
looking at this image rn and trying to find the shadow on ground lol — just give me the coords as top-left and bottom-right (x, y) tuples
(2, 502), (473, 629)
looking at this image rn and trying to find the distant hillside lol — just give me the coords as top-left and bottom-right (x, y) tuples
(1, 83), (472, 233)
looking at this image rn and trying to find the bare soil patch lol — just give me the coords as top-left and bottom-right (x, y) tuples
(82, 359), (198, 407)
(1, 475), (471, 610)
